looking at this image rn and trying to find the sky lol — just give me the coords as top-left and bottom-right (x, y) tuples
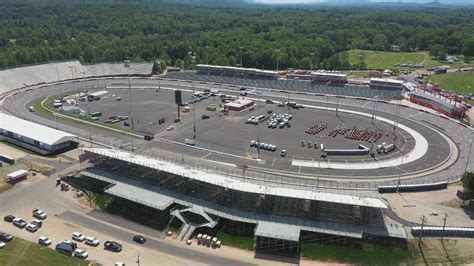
(254, 0), (473, 4)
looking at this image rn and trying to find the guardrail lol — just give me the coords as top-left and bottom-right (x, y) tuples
(378, 181), (448, 193)
(411, 226), (474, 238)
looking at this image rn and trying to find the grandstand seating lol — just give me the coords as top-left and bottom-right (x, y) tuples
(165, 71), (402, 100)
(0, 61), (153, 95)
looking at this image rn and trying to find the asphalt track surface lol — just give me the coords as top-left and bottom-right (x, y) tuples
(1, 77), (473, 189)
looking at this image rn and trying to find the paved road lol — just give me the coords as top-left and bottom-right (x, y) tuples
(59, 210), (255, 266)
(0, 167), (260, 266)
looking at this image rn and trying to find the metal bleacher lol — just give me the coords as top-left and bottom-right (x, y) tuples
(165, 71), (402, 100)
(0, 61), (153, 95)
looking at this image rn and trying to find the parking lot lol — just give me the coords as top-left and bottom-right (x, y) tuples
(58, 87), (412, 164)
(0, 161), (278, 266)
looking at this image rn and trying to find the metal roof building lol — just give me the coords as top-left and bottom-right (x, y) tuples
(0, 113), (77, 154)
(79, 147), (406, 258)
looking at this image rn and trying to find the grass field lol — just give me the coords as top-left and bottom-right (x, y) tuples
(301, 239), (474, 264)
(427, 71), (474, 105)
(0, 238), (90, 266)
(216, 231), (254, 250)
(347, 49), (472, 70)
(427, 72), (474, 93)
(301, 242), (411, 264)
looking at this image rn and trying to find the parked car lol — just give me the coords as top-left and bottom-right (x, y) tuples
(31, 219), (42, 228)
(280, 150), (287, 157)
(3, 215), (15, 223)
(133, 235), (146, 244)
(0, 232), (13, 242)
(38, 236), (52, 246)
(85, 236), (100, 246)
(72, 232), (86, 242)
(55, 240), (77, 256)
(104, 241), (122, 252)
(73, 249), (89, 259)
(13, 218), (27, 229)
(201, 115), (210, 120)
(33, 209), (47, 220)
(26, 224), (38, 232)
(166, 126), (174, 131)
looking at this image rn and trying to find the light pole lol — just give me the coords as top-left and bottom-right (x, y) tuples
(371, 95), (379, 124)
(396, 153), (407, 193)
(393, 97), (402, 134)
(192, 82), (197, 140)
(465, 132), (474, 173)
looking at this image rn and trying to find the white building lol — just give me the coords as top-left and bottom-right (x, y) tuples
(0, 113), (77, 154)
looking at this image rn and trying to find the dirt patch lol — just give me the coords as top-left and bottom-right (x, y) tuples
(413, 239), (474, 264)
(0, 160), (55, 193)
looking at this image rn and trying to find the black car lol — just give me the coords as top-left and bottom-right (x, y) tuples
(104, 241), (122, 252)
(4, 215), (15, 223)
(201, 115), (210, 120)
(55, 241), (77, 256)
(0, 232), (13, 242)
(133, 235), (146, 244)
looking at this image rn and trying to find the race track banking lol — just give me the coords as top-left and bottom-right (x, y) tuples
(1, 77), (473, 190)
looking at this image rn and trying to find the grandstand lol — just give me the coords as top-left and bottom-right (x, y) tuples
(79, 147), (406, 257)
(196, 64), (278, 80)
(409, 90), (468, 118)
(165, 71), (402, 99)
(0, 61), (153, 95)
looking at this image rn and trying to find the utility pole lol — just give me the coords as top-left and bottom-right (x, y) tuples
(419, 215), (426, 248)
(441, 213), (448, 241)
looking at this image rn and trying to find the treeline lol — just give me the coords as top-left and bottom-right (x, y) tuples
(0, 2), (473, 70)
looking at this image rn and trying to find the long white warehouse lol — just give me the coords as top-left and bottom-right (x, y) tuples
(0, 113), (77, 154)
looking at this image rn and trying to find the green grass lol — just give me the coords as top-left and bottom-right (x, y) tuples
(347, 49), (473, 70)
(426, 72), (474, 94)
(32, 96), (134, 137)
(216, 231), (254, 250)
(348, 49), (427, 70)
(89, 191), (114, 210)
(0, 238), (90, 266)
(301, 242), (411, 265)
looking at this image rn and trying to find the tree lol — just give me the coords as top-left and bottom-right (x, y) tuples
(461, 172), (474, 192)
(373, 34), (388, 51)
(462, 37), (474, 61)
(429, 44), (446, 61)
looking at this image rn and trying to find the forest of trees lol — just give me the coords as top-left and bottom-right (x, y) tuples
(0, 1), (473, 71)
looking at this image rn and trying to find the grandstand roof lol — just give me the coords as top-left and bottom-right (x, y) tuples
(83, 169), (365, 239)
(82, 147), (388, 209)
(410, 90), (461, 110)
(370, 78), (404, 85)
(0, 113), (76, 146)
(255, 221), (301, 241)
